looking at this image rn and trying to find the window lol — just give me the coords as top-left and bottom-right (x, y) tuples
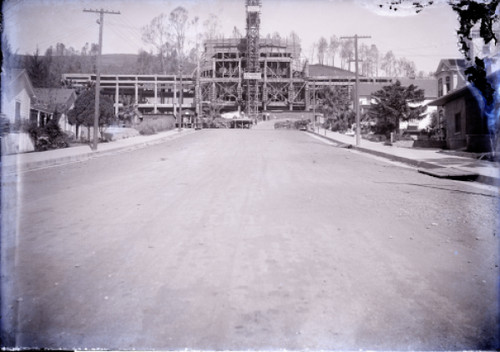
(15, 101), (21, 124)
(438, 78), (443, 96)
(455, 112), (462, 133)
(453, 74), (458, 89)
(445, 76), (451, 94)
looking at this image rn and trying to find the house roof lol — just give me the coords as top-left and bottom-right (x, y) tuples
(427, 85), (470, 106)
(357, 83), (388, 97)
(308, 64), (356, 78)
(357, 78), (438, 99)
(399, 78), (438, 98)
(31, 88), (77, 112)
(429, 69), (499, 106)
(435, 58), (467, 75)
(2, 69), (35, 100)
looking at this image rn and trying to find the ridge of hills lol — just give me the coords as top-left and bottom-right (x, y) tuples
(13, 53), (197, 75)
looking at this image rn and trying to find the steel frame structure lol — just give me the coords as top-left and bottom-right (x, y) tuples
(63, 3), (396, 118)
(245, 0), (261, 118)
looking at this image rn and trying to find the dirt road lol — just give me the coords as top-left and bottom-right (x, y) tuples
(2, 127), (498, 349)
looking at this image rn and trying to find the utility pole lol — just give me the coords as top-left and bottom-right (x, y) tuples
(313, 82), (316, 132)
(196, 43), (201, 127)
(179, 62), (183, 130)
(83, 8), (120, 151)
(341, 34), (371, 147)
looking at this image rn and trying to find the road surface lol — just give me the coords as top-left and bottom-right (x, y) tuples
(2, 126), (499, 350)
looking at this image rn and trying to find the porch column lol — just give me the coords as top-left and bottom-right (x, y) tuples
(154, 76), (158, 114)
(173, 77), (177, 117)
(115, 80), (119, 116)
(305, 83), (310, 111)
(134, 77), (138, 104)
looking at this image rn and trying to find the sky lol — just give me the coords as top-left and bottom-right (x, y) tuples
(3, 0), (463, 74)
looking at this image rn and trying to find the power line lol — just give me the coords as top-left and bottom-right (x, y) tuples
(106, 25), (144, 52)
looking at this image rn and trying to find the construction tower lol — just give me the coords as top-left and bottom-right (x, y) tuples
(244, 0), (261, 118)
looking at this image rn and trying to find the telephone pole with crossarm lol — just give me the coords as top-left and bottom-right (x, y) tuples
(83, 8), (120, 151)
(341, 34), (371, 147)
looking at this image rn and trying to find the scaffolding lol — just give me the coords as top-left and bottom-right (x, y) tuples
(245, 0), (261, 118)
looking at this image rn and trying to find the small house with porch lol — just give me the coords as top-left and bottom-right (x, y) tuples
(31, 88), (77, 133)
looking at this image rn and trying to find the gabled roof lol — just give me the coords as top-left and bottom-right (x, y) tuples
(2, 69), (35, 100)
(358, 78), (438, 99)
(429, 69), (499, 106)
(357, 83), (388, 97)
(308, 64), (356, 78)
(399, 78), (438, 98)
(32, 88), (77, 112)
(435, 59), (467, 75)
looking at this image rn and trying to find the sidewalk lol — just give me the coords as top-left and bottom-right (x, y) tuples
(311, 127), (500, 186)
(1, 128), (196, 174)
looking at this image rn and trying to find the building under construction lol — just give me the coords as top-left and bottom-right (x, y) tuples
(63, 0), (393, 118)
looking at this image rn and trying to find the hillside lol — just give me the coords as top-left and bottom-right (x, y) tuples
(12, 53), (197, 75)
(100, 54), (139, 74)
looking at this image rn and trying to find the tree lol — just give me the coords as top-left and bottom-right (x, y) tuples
(169, 6), (189, 64)
(288, 31), (302, 58)
(81, 42), (89, 56)
(317, 37), (328, 65)
(368, 44), (379, 77)
(136, 49), (158, 74)
(232, 26), (243, 39)
(141, 13), (172, 74)
(359, 43), (370, 76)
(67, 90), (115, 141)
(396, 57), (417, 77)
(340, 39), (354, 70)
(318, 86), (352, 131)
(329, 35), (340, 67)
(368, 80), (426, 135)
(203, 13), (221, 40)
(2, 36), (20, 70)
(25, 48), (50, 87)
(56, 42), (66, 56)
(310, 43), (317, 63)
(271, 32), (282, 41)
(381, 50), (396, 77)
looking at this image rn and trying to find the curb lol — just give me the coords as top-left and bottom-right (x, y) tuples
(311, 131), (500, 186)
(2, 129), (196, 174)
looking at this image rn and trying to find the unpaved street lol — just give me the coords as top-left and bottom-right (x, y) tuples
(2, 127), (499, 350)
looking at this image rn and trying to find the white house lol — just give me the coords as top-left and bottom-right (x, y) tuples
(1, 69), (36, 153)
(357, 77), (438, 131)
(1, 69), (35, 125)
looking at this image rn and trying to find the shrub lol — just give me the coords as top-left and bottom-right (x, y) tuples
(329, 120), (349, 132)
(373, 120), (396, 138)
(0, 116), (11, 136)
(294, 119), (310, 130)
(133, 116), (176, 135)
(31, 119), (70, 151)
